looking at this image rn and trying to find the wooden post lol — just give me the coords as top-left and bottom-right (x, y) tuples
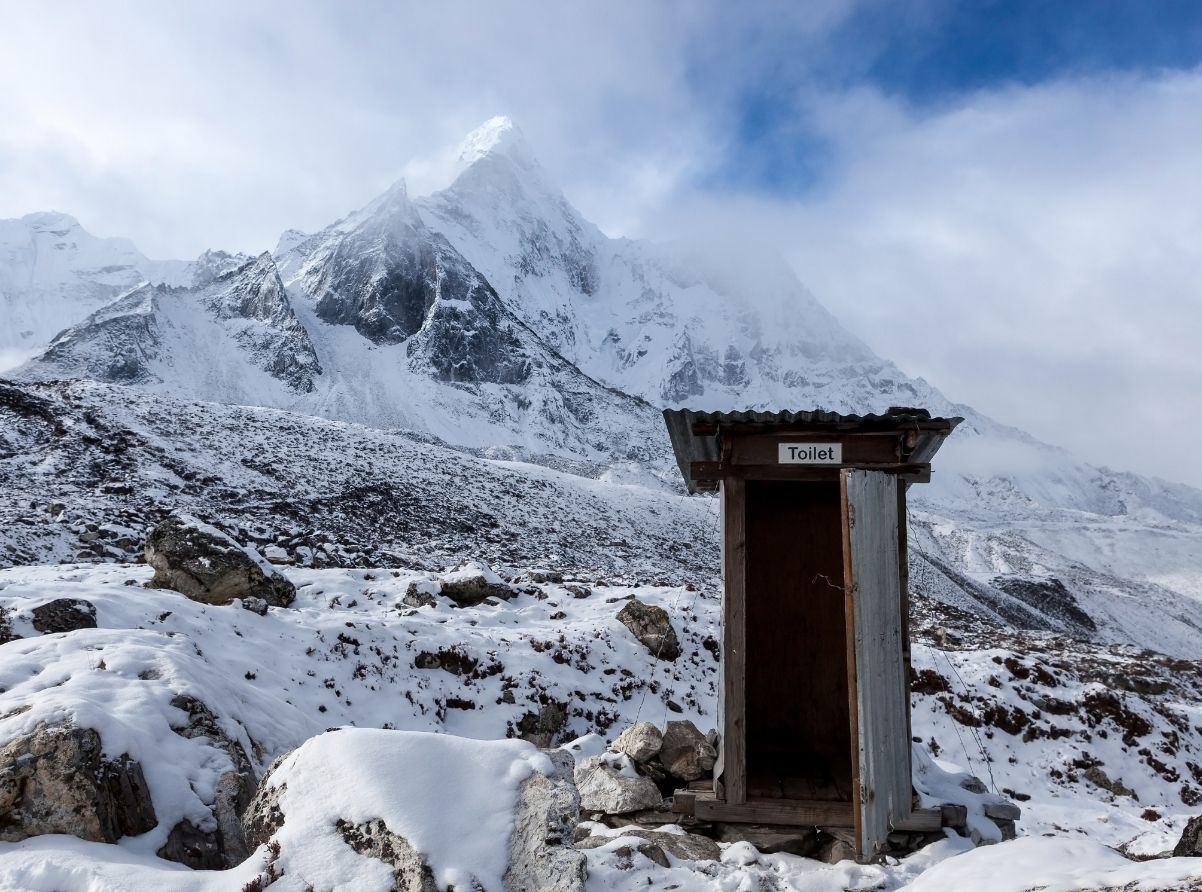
(720, 476), (747, 804)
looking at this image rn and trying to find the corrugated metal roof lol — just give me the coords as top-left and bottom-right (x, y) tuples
(663, 407), (962, 493)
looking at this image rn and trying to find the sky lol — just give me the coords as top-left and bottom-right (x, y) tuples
(1, 1), (1200, 486)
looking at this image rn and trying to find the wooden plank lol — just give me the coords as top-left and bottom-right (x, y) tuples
(720, 476), (747, 805)
(842, 469), (912, 861)
(840, 481), (863, 858)
(892, 807), (942, 832)
(691, 462), (931, 484)
(671, 792), (697, 815)
(728, 433), (901, 466)
(693, 798), (856, 827)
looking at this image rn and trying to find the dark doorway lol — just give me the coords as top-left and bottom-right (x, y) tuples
(744, 480), (853, 801)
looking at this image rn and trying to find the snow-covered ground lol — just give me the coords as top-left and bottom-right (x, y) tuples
(0, 561), (1200, 889)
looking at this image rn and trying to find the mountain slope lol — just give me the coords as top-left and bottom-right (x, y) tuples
(0, 212), (189, 357)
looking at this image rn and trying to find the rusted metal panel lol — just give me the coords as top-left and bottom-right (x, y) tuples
(842, 469), (912, 860)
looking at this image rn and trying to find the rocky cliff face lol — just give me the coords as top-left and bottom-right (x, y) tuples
(28, 251), (320, 394)
(0, 212), (188, 354)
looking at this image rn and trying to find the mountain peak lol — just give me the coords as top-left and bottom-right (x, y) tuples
(456, 116), (530, 167)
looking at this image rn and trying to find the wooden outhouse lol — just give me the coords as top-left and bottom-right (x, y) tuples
(663, 408), (961, 860)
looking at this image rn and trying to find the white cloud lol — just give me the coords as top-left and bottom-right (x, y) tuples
(0, 3), (1197, 486)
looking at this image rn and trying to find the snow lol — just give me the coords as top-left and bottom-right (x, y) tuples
(265, 729), (550, 890)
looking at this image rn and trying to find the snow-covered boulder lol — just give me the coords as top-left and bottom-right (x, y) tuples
(0, 722), (157, 844)
(242, 728), (584, 891)
(144, 515), (295, 607)
(574, 753), (663, 815)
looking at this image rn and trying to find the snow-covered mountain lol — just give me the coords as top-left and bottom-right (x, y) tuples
(6, 117), (1202, 658)
(0, 212), (189, 360)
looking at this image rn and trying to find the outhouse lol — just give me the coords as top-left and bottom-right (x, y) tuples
(663, 407), (961, 860)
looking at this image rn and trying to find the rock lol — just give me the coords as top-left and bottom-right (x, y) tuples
(241, 596), (269, 616)
(610, 828), (720, 862)
(144, 515), (296, 607)
(1173, 814), (1202, 856)
(403, 583), (437, 608)
(160, 695), (256, 868)
(575, 755), (664, 815)
(612, 841), (670, 869)
(940, 803), (968, 831)
(517, 702), (567, 748)
(983, 799), (1021, 821)
(992, 818), (1017, 841)
(31, 598), (97, 633)
(714, 824), (820, 857)
(1084, 766), (1135, 798)
(958, 775), (988, 794)
(0, 722), (157, 843)
(615, 599), (680, 661)
(504, 749), (586, 892)
(439, 562), (514, 606)
(815, 829), (858, 864)
(337, 818), (440, 892)
(610, 723), (662, 764)
(564, 584), (591, 599)
(658, 720), (716, 782)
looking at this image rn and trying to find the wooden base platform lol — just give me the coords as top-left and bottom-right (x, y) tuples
(671, 790), (942, 833)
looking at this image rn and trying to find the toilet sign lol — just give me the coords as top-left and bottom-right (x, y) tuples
(778, 443), (842, 464)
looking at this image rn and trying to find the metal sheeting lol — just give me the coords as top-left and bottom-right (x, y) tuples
(842, 468), (911, 858)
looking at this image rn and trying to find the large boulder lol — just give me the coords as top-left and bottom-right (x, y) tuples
(658, 720), (717, 782)
(1174, 814), (1202, 856)
(157, 695), (257, 869)
(438, 562), (515, 606)
(504, 749), (586, 892)
(574, 754), (664, 815)
(615, 599), (680, 661)
(0, 722), (157, 843)
(31, 598), (97, 633)
(144, 514), (295, 607)
(243, 729), (583, 891)
(610, 722), (663, 764)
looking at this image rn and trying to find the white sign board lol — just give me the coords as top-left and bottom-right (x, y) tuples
(778, 442), (843, 464)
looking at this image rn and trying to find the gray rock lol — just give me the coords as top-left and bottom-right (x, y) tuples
(517, 702), (567, 748)
(1083, 766), (1135, 798)
(160, 695), (256, 868)
(610, 722), (663, 764)
(714, 824), (820, 857)
(337, 818), (440, 892)
(439, 569), (514, 606)
(940, 803), (968, 830)
(575, 755), (664, 815)
(659, 720), (716, 782)
(615, 599), (680, 661)
(1173, 814), (1202, 856)
(402, 584), (437, 608)
(31, 598), (97, 633)
(504, 749), (586, 892)
(983, 799), (1021, 821)
(958, 775), (988, 794)
(241, 597), (269, 616)
(590, 828), (720, 863)
(0, 722), (157, 843)
(145, 515), (295, 607)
